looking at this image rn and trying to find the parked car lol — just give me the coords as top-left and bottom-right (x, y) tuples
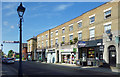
(6, 58), (15, 64)
(15, 58), (19, 61)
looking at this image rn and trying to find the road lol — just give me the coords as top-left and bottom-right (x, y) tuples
(2, 61), (119, 76)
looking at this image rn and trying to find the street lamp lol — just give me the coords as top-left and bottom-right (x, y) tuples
(17, 2), (25, 76)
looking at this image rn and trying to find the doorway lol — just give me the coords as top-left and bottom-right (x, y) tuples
(108, 45), (116, 67)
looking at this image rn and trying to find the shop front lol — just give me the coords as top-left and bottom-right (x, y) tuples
(27, 52), (32, 61)
(47, 49), (56, 63)
(78, 39), (104, 66)
(60, 48), (77, 64)
(37, 49), (46, 62)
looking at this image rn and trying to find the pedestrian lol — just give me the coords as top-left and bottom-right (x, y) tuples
(39, 56), (41, 62)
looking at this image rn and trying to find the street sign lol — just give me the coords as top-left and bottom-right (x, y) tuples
(3, 41), (19, 43)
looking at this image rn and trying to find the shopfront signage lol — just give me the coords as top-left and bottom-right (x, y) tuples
(60, 49), (73, 52)
(78, 41), (86, 48)
(99, 45), (104, 51)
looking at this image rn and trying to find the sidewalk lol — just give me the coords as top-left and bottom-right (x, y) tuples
(40, 61), (120, 74)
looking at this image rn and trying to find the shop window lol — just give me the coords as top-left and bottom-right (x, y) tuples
(88, 48), (95, 58)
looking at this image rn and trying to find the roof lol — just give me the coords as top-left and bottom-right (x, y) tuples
(27, 36), (37, 41)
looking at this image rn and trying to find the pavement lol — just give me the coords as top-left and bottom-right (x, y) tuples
(39, 61), (120, 74)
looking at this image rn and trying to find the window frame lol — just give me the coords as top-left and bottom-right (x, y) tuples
(89, 27), (95, 40)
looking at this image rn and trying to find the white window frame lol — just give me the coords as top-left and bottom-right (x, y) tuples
(51, 32), (53, 37)
(46, 34), (48, 39)
(37, 37), (40, 41)
(55, 38), (58, 44)
(77, 31), (82, 41)
(69, 33), (73, 41)
(62, 36), (65, 42)
(77, 20), (82, 28)
(46, 40), (48, 47)
(103, 7), (112, 19)
(42, 36), (44, 40)
(103, 22), (112, 32)
(62, 27), (65, 34)
(89, 26), (95, 40)
(69, 24), (73, 31)
(38, 42), (40, 48)
(42, 41), (44, 48)
(55, 30), (58, 35)
(89, 14), (95, 24)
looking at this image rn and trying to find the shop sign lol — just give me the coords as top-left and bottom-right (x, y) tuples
(60, 49), (73, 52)
(78, 41), (86, 47)
(99, 45), (104, 51)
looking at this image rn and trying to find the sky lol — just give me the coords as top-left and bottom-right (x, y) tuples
(2, 2), (106, 55)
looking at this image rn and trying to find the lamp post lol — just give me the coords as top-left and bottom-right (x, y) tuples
(17, 2), (25, 76)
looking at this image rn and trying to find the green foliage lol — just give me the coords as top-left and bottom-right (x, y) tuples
(70, 40), (73, 45)
(61, 41), (64, 44)
(15, 55), (19, 58)
(8, 50), (14, 58)
(74, 37), (78, 43)
(2, 52), (4, 56)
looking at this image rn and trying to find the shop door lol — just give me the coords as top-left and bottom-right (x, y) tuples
(57, 51), (59, 63)
(47, 53), (51, 63)
(51, 53), (55, 63)
(108, 45), (116, 67)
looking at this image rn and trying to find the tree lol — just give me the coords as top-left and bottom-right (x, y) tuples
(8, 50), (14, 58)
(70, 40), (73, 45)
(74, 37), (78, 44)
(2, 52), (4, 56)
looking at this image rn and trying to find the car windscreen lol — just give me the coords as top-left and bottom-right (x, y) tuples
(7, 58), (14, 60)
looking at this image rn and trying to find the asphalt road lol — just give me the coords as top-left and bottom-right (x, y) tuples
(2, 61), (119, 77)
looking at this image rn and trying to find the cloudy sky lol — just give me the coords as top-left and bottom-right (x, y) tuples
(2, 2), (106, 55)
